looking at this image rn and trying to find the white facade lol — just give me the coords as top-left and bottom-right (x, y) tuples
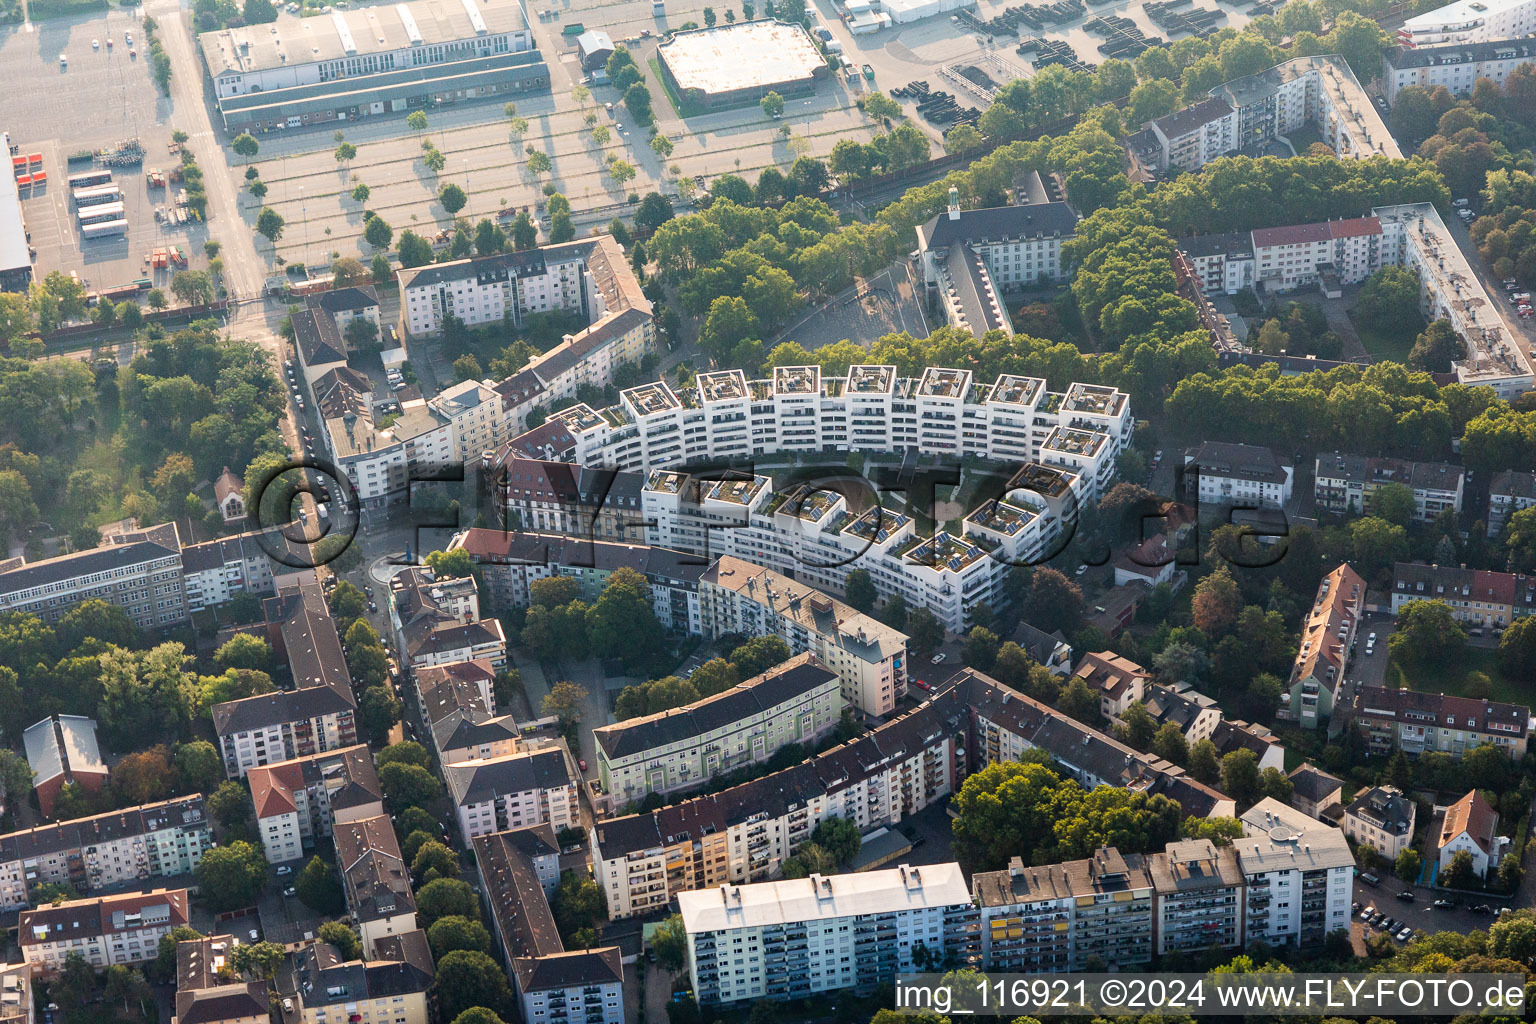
(1398, 0), (1536, 47)
(446, 748), (579, 839)
(19, 890), (188, 970)
(1384, 39), (1536, 102)
(1237, 799), (1354, 947)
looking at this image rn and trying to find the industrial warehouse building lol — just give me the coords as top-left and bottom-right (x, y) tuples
(198, 0), (549, 132)
(656, 21), (827, 110)
(0, 132), (31, 292)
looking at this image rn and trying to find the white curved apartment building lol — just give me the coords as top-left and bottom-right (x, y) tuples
(548, 366), (1132, 499)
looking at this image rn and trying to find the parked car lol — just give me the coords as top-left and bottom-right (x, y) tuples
(1433, 899), (1454, 909)
(1474, 904), (1494, 914)
(1395, 926), (1413, 941)
(276, 865), (293, 876)
(930, 652), (946, 664)
(578, 759), (588, 771)
(1396, 890), (1415, 901)
(283, 886), (297, 897)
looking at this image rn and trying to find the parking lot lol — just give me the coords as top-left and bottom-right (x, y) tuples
(1354, 877), (1507, 944)
(5, 5), (212, 292)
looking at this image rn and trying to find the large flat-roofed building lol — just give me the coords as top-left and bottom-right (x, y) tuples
(1398, 0), (1536, 47)
(19, 889), (189, 969)
(1383, 39), (1536, 102)
(0, 796), (212, 910)
(1148, 839), (1244, 956)
(0, 522), (186, 629)
(679, 863), (978, 1003)
(24, 716), (108, 819)
(1236, 799), (1354, 946)
(198, 0), (547, 132)
(0, 133), (32, 292)
(656, 21), (826, 110)
(593, 654), (843, 807)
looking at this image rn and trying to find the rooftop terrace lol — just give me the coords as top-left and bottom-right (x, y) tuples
(1042, 426), (1108, 458)
(623, 382), (680, 416)
(846, 365), (895, 394)
(696, 369), (749, 403)
(774, 365), (821, 395)
(918, 366), (971, 399)
(964, 498), (1040, 537)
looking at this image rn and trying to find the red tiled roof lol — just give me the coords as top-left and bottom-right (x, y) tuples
(1441, 790), (1498, 855)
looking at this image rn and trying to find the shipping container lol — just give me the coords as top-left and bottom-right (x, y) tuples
(67, 169), (112, 189)
(73, 185), (123, 207)
(81, 219), (128, 239)
(78, 202), (126, 225)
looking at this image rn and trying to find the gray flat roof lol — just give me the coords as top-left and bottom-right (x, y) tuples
(0, 133), (28, 275)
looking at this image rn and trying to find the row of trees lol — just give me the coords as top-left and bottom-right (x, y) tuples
(518, 567), (671, 672)
(612, 635), (792, 720)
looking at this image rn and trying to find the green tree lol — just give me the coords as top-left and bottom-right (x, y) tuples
(208, 779), (253, 830)
(844, 568), (877, 612)
(962, 626), (1001, 671)
(652, 914), (688, 971)
(364, 216), (394, 250)
(214, 633), (272, 673)
(811, 817), (861, 864)
(1366, 482), (1418, 527)
(317, 921), (361, 961)
(428, 916), (492, 958)
(542, 680), (589, 726)
(729, 634), (791, 678)
(1409, 319), (1466, 373)
(172, 741), (222, 794)
(585, 567), (663, 668)
(1220, 748), (1261, 807)
(1189, 739), (1220, 783)
(407, 111), (429, 132)
(1395, 847), (1422, 882)
(255, 207), (284, 246)
(378, 761), (441, 809)
(760, 91), (785, 118)
(433, 951), (513, 1022)
(411, 840), (459, 884)
(1443, 848), (1478, 889)
(398, 230), (434, 267)
(295, 855), (345, 914)
(334, 142), (357, 164)
(194, 841), (269, 912)
(231, 134), (259, 161)
(1389, 599), (1467, 666)
(417, 878), (481, 928)
(1498, 617), (1536, 678)
(440, 183), (468, 215)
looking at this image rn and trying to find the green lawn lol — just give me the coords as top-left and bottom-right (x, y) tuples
(1386, 646), (1524, 703)
(1350, 311), (1422, 365)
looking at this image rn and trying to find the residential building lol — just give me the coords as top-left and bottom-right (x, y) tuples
(974, 848), (1157, 972)
(1236, 799), (1354, 946)
(333, 816), (417, 957)
(0, 522), (186, 629)
(322, 395), (454, 524)
(1383, 39), (1536, 102)
(1074, 650), (1150, 721)
(308, 287), (381, 337)
(278, 931), (433, 1024)
(593, 654), (843, 807)
(199, 0), (546, 132)
(1439, 790), (1504, 879)
(388, 566), (507, 671)
(248, 745), (383, 864)
(413, 659), (520, 765)
(174, 934), (270, 1024)
(680, 863), (979, 1003)
(437, 715), (523, 767)
(490, 455), (645, 541)
(180, 530), (286, 614)
(1013, 622), (1073, 675)
(19, 888), (189, 969)
(1390, 562), (1536, 628)
(1183, 442), (1293, 510)
(24, 716), (107, 818)
(1315, 453), (1465, 522)
(0, 796), (212, 910)
(1139, 685), (1222, 745)
(451, 529), (708, 635)
(1343, 688), (1532, 759)
(550, 369), (1132, 506)
(444, 745), (578, 839)
(1287, 764), (1344, 820)
(1488, 470), (1536, 537)
(428, 379), (507, 464)
(474, 827), (625, 1024)
(214, 579), (357, 778)
(1280, 563), (1365, 728)
(0, 962), (32, 1024)
(916, 186), (1076, 336)
(1343, 786), (1416, 861)
(1132, 56), (1399, 173)
(1186, 206), (1532, 397)
(214, 468), (246, 523)
(592, 669), (1230, 920)
(699, 557), (908, 716)
(1148, 839), (1245, 956)
(1397, 0), (1536, 47)
(1210, 719), (1286, 773)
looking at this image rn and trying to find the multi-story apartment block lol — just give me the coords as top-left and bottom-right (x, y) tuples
(1075, 650), (1151, 720)
(916, 186), (1077, 336)
(592, 669), (1230, 920)
(444, 745), (578, 839)
(1236, 799), (1354, 947)
(175, 934), (270, 1024)
(0, 522), (187, 629)
(214, 579), (357, 778)
(0, 962), (32, 1024)
(179, 530), (285, 614)
(1438, 790), (1504, 879)
(1488, 469), (1536, 537)
(548, 368), (1132, 505)
(680, 863), (978, 1004)
(1183, 442), (1294, 510)
(1281, 563), (1365, 729)
(974, 849), (1158, 972)
(24, 715), (107, 818)
(1397, 0), (1536, 47)
(334, 816), (417, 957)
(1390, 562), (1536, 628)
(0, 796), (212, 910)
(490, 456), (645, 541)
(593, 654), (843, 808)
(699, 557), (908, 716)
(388, 566), (507, 672)
(1148, 839), (1245, 956)
(1342, 688), (1532, 759)
(249, 745), (384, 864)
(323, 397), (455, 524)
(427, 379), (507, 464)
(278, 931), (433, 1024)
(1139, 686), (1222, 745)
(640, 462), (1087, 634)
(1383, 39), (1536, 102)
(19, 889), (189, 969)
(474, 827), (625, 1024)
(452, 529), (708, 635)
(1343, 785), (1417, 861)
(1130, 56), (1399, 173)
(1315, 453), (1465, 522)
(412, 659), (524, 765)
